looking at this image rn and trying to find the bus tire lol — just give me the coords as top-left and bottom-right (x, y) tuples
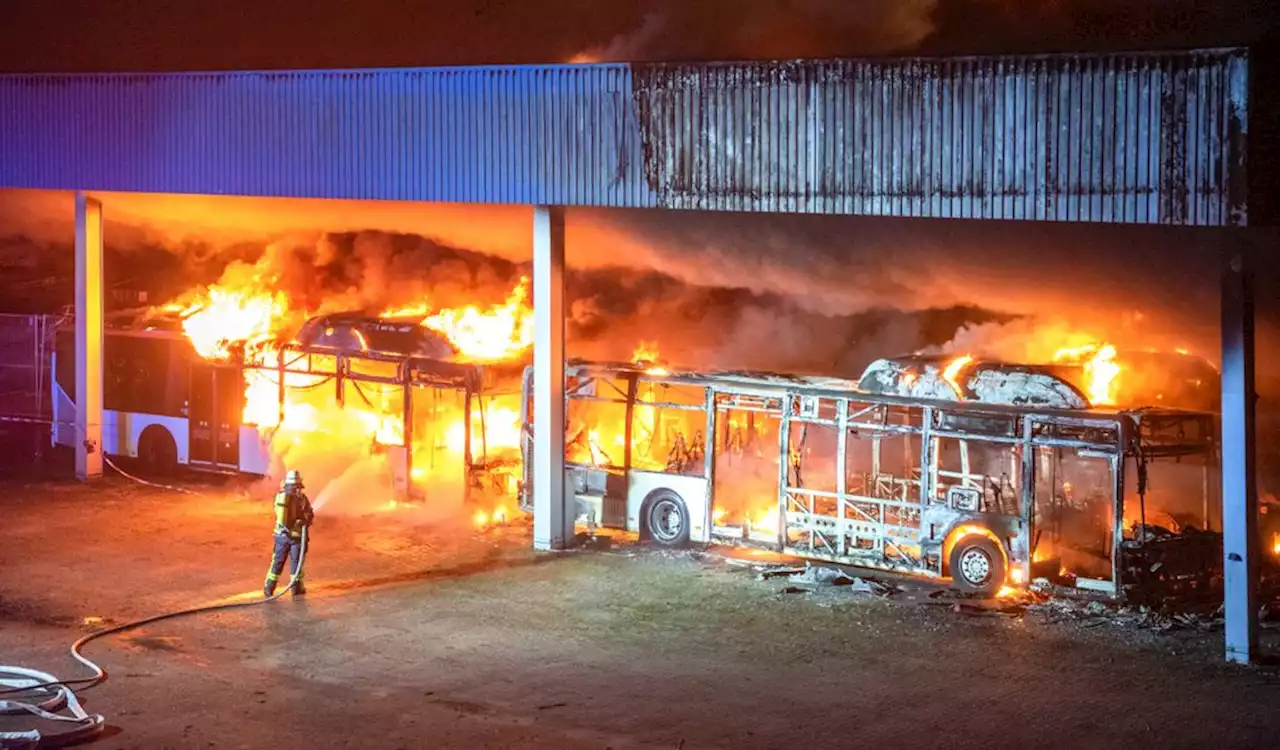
(138, 426), (178, 475)
(643, 490), (690, 548)
(948, 535), (1005, 596)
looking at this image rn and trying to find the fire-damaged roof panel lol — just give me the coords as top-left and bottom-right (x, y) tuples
(0, 49), (1249, 225)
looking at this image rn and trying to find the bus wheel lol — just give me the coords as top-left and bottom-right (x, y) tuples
(948, 535), (1005, 596)
(645, 491), (690, 548)
(138, 426), (178, 475)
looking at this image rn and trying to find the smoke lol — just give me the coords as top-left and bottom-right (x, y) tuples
(566, 0), (1276, 63)
(567, 1), (940, 63)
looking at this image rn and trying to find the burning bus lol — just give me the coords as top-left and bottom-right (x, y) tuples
(50, 282), (532, 518)
(520, 350), (1220, 598)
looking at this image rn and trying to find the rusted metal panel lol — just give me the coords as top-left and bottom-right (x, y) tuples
(0, 50), (1249, 225)
(631, 50), (1249, 225)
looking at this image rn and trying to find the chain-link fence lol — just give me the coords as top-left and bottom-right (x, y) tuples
(0, 314), (61, 457)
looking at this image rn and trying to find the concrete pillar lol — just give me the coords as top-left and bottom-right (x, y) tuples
(1221, 241), (1258, 664)
(75, 193), (104, 480)
(532, 205), (572, 550)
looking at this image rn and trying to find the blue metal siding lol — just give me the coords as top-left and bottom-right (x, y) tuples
(0, 66), (653, 207)
(0, 51), (1249, 225)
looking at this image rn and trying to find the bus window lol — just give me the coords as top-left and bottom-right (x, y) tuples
(631, 383), (705, 476)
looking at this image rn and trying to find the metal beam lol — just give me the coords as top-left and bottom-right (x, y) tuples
(532, 205), (571, 550)
(1221, 238), (1258, 664)
(74, 193), (103, 480)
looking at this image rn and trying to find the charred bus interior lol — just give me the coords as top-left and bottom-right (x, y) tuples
(524, 359), (1220, 600)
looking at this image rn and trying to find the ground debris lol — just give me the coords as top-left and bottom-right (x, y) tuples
(1028, 596), (1224, 632)
(755, 565), (806, 580)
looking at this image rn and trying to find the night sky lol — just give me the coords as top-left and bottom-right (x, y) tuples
(0, 0), (1276, 72)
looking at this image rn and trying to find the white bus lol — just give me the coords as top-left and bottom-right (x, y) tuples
(51, 327), (272, 474)
(51, 322), (486, 482)
(521, 360), (1219, 597)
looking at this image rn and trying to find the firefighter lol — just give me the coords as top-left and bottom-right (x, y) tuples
(263, 469), (315, 598)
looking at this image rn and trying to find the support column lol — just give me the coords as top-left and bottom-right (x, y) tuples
(1221, 241), (1258, 664)
(532, 205), (572, 550)
(74, 193), (104, 480)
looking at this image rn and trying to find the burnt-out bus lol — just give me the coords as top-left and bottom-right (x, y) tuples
(520, 357), (1219, 598)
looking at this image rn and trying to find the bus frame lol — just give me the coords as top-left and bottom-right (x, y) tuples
(51, 325), (493, 490)
(520, 360), (1219, 597)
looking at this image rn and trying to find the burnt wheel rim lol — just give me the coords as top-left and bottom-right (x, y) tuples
(649, 499), (684, 543)
(959, 547), (992, 585)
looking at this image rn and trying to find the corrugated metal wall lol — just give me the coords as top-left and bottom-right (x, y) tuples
(0, 65), (653, 207)
(0, 50), (1249, 225)
(632, 50), (1248, 225)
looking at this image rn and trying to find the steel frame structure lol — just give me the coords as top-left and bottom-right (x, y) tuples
(525, 361), (1218, 598)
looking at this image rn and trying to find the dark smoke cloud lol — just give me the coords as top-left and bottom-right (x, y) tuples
(569, 0), (1277, 62)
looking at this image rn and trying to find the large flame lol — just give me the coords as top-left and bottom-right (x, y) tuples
(632, 340), (669, 376)
(180, 287), (287, 360)
(943, 354), (974, 398)
(412, 277), (534, 362)
(1053, 343), (1121, 406)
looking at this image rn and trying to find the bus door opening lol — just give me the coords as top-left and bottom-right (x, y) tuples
(711, 393), (783, 544)
(189, 362), (242, 468)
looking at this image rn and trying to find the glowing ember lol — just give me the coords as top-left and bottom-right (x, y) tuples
(419, 277), (533, 362)
(180, 287), (287, 360)
(942, 355), (974, 398)
(1054, 343), (1121, 406)
(995, 586), (1018, 599)
(1272, 532), (1280, 558)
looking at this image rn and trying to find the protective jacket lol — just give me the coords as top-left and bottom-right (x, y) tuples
(274, 488), (314, 539)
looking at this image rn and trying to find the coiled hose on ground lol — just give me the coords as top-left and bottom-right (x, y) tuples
(0, 459), (308, 749)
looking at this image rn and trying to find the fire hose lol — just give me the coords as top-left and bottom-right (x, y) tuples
(0, 518), (309, 748)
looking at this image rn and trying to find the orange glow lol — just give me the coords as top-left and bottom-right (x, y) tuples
(712, 507), (728, 525)
(444, 403), (522, 457)
(943, 355), (974, 398)
(1272, 532), (1280, 557)
(419, 277), (533, 362)
(474, 510), (489, 528)
(379, 277), (533, 362)
(1009, 568), (1026, 585)
(1053, 342), (1121, 406)
(996, 586), (1018, 599)
(632, 340), (669, 376)
(180, 286), (287, 360)
(752, 505), (780, 534)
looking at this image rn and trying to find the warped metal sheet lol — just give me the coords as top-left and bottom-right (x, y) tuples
(631, 50), (1248, 225)
(0, 50), (1250, 225)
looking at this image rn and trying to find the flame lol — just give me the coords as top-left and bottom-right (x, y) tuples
(632, 340), (669, 376)
(444, 403), (523, 456)
(1054, 343), (1120, 406)
(752, 505), (780, 534)
(943, 355), (974, 398)
(996, 586), (1018, 598)
(180, 287), (287, 360)
(712, 507), (727, 525)
(418, 277), (533, 362)
(1272, 532), (1280, 558)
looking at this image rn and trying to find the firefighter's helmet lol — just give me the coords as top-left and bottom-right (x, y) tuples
(283, 470), (304, 489)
